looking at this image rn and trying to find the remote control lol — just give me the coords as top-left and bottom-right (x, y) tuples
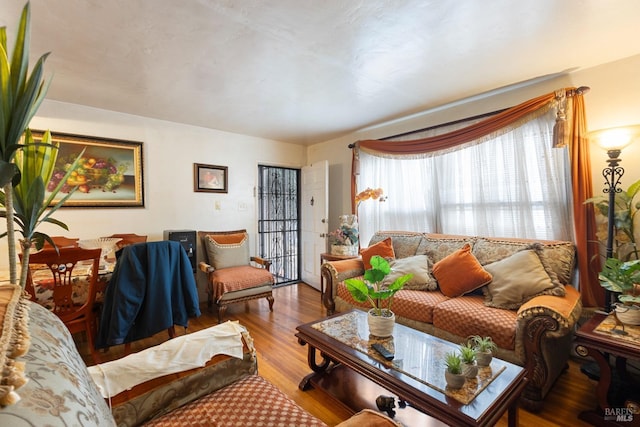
(372, 343), (394, 360)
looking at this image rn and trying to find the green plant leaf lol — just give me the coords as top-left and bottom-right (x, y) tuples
(344, 278), (370, 303)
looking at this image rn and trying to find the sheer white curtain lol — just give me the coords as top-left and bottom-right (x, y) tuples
(356, 108), (574, 246)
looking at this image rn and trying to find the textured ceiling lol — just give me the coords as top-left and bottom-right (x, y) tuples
(2, 0), (640, 144)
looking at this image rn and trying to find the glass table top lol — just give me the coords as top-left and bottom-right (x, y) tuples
(311, 310), (509, 404)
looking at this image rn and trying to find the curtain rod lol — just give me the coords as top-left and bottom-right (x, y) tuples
(348, 86), (590, 148)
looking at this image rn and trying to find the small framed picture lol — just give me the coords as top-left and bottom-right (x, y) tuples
(194, 163), (228, 193)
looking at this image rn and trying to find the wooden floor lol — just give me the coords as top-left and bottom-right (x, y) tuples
(77, 283), (598, 426)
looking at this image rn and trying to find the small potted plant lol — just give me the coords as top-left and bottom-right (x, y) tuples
(444, 351), (465, 389)
(599, 258), (640, 325)
(345, 255), (412, 337)
(470, 335), (497, 366)
(459, 343), (478, 378)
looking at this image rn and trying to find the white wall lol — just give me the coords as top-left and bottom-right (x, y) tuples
(309, 54), (640, 235)
(1, 100), (307, 300)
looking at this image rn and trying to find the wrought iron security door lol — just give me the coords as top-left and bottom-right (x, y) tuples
(257, 165), (300, 286)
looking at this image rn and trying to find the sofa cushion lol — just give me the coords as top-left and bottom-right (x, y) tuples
(382, 255), (437, 291)
(432, 295), (517, 350)
(431, 244), (492, 297)
(472, 237), (576, 285)
(143, 375), (327, 427)
(205, 233), (250, 269)
(361, 237), (395, 270)
(483, 249), (565, 310)
(392, 289), (449, 324)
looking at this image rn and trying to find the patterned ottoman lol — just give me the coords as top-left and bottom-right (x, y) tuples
(143, 375), (327, 427)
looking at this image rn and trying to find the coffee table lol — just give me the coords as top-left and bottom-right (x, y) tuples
(296, 310), (527, 427)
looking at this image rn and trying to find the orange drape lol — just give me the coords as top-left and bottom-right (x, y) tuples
(569, 95), (602, 307)
(351, 87), (601, 307)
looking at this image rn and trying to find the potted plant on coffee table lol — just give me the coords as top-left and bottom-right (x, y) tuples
(344, 255), (412, 337)
(470, 335), (497, 367)
(444, 351), (466, 389)
(459, 343), (478, 378)
(599, 257), (640, 326)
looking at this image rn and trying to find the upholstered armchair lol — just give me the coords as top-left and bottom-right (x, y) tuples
(198, 230), (274, 323)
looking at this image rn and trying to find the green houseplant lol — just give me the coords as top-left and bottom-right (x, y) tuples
(585, 178), (640, 261)
(0, 2), (51, 286)
(470, 335), (497, 366)
(444, 351), (465, 389)
(598, 257), (640, 325)
(459, 343), (478, 378)
(1, 129), (83, 288)
(345, 255), (412, 337)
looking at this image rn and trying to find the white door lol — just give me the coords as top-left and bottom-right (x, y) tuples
(301, 160), (328, 289)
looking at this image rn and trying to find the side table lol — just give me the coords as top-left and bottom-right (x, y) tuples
(574, 312), (640, 426)
(319, 252), (358, 302)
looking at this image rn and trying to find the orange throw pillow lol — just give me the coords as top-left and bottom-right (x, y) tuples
(360, 237), (395, 270)
(432, 243), (492, 297)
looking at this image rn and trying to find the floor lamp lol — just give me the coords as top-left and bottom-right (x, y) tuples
(589, 126), (640, 312)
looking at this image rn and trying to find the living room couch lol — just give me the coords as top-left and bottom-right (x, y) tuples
(321, 231), (583, 411)
(0, 287), (399, 426)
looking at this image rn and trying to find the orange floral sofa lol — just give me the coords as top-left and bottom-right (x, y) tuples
(321, 231), (583, 412)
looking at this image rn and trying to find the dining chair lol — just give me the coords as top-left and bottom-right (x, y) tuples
(41, 236), (80, 251)
(105, 233), (148, 250)
(24, 247), (103, 364)
(198, 230), (275, 323)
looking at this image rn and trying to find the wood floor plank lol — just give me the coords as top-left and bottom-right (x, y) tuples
(77, 283), (599, 426)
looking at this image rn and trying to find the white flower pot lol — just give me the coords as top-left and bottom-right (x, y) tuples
(462, 362), (478, 378)
(445, 371), (466, 389)
(476, 351), (493, 367)
(331, 244), (358, 256)
(615, 304), (640, 326)
(367, 309), (395, 337)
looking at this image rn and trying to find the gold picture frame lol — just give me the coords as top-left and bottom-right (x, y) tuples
(194, 163), (228, 193)
(33, 130), (144, 208)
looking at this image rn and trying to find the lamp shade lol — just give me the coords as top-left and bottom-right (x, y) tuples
(588, 125), (640, 151)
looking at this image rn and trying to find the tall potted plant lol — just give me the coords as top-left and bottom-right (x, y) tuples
(0, 3), (51, 286)
(345, 255), (412, 337)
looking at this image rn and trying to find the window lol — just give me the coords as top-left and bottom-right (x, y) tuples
(356, 108), (574, 245)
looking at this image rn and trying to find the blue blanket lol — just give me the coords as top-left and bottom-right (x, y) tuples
(96, 240), (201, 349)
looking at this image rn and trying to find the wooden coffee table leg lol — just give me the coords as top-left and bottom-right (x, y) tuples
(507, 401), (519, 427)
(298, 340), (333, 390)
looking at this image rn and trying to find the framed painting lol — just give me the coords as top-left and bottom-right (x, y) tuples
(32, 130), (144, 208)
(194, 163), (228, 193)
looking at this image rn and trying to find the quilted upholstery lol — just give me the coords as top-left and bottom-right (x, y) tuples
(144, 375), (327, 427)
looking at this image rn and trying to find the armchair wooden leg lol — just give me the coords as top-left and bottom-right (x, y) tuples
(267, 295), (275, 311)
(217, 305), (227, 324)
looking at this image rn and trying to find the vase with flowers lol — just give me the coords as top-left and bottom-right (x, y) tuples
(329, 214), (359, 256)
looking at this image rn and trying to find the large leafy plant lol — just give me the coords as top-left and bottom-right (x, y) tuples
(585, 178), (640, 261)
(0, 3), (51, 285)
(0, 129), (83, 288)
(345, 255), (412, 316)
(599, 257), (640, 305)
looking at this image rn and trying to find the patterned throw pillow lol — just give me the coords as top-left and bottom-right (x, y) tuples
(205, 233), (250, 269)
(360, 237), (395, 270)
(382, 255), (437, 291)
(431, 244), (492, 297)
(483, 248), (566, 310)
